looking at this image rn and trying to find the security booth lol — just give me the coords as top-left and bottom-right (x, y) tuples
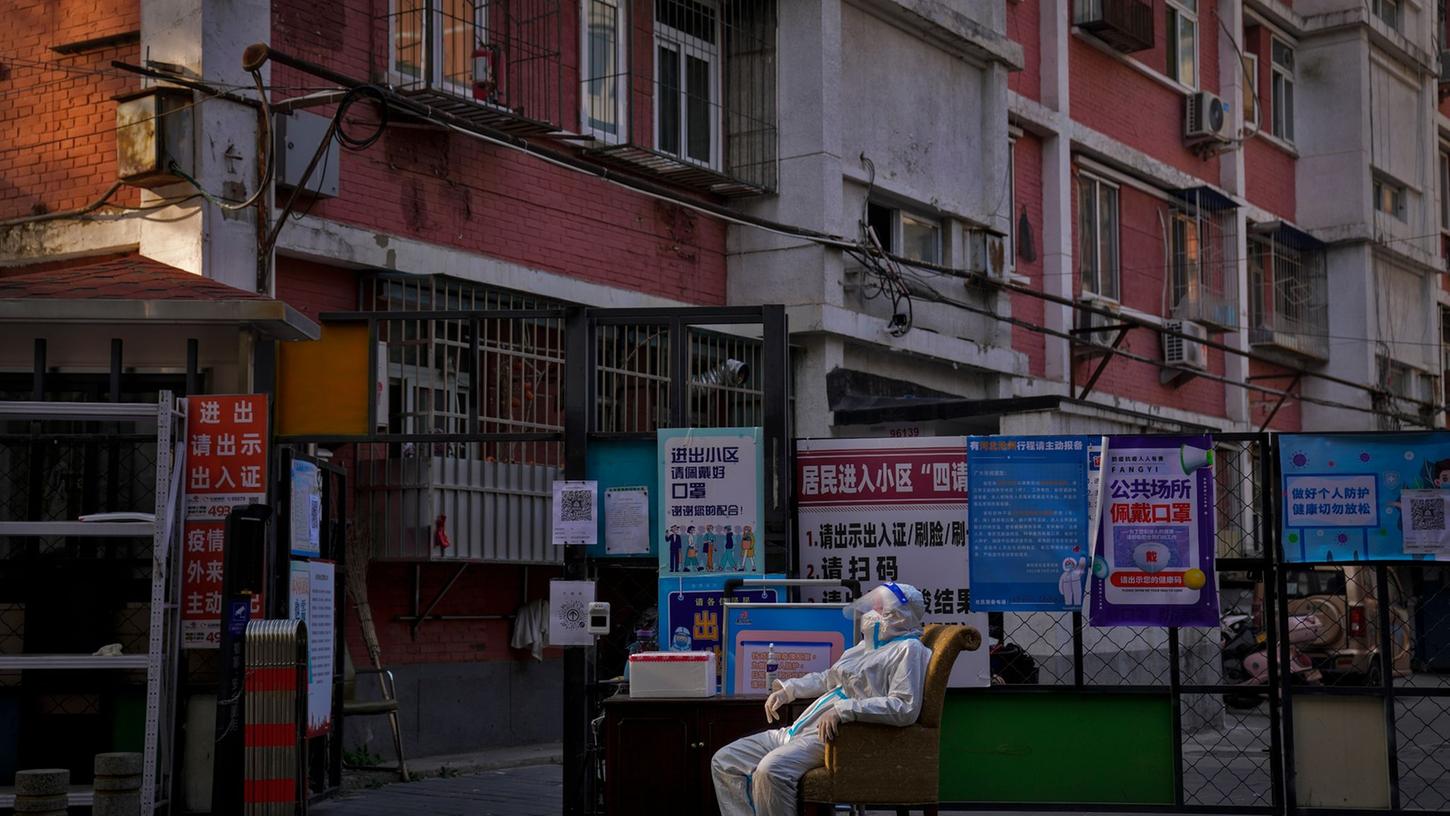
(0, 254), (321, 811)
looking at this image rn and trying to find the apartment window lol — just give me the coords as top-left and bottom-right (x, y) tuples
(390, 0), (486, 91)
(1243, 53), (1259, 128)
(1373, 0), (1401, 29)
(655, 0), (721, 168)
(1170, 212), (1211, 313)
(1270, 38), (1294, 142)
(1374, 175), (1407, 221)
(1078, 174), (1120, 300)
(865, 201), (941, 265)
(1441, 150), (1450, 259)
(582, 0), (627, 141)
(1442, 307), (1450, 426)
(1008, 139), (1017, 269)
(1165, 0), (1198, 87)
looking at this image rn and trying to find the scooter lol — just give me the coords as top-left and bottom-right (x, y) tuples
(1221, 612), (1323, 708)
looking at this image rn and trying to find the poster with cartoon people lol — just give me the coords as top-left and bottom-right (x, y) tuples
(1280, 432), (1450, 561)
(657, 427), (765, 576)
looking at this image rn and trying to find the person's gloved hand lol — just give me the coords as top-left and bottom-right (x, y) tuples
(816, 707), (843, 742)
(764, 683), (790, 723)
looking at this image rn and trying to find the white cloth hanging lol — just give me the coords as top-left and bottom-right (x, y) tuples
(510, 598), (549, 660)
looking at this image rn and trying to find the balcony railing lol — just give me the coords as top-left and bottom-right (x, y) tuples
(1075, 0), (1155, 53)
(583, 0), (778, 196)
(1248, 226), (1330, 363)
(383, 0), (566, 135)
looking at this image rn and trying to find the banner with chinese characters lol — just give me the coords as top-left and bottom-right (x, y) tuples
(658, 574), (784, 684)
(1279, 432), (1450, 562)
(657, 427), (764, 577)
(1087, 436), (1219, 628)
(794, 436), (989, 687)
(967, 436), (1095, 612)
(182, 395), (268, 649)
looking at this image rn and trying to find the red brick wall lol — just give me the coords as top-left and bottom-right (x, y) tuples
(270, 0), (727, 306)
(1248, 359), (1301, 432)
(1069, 170), (1228, 418)
(1069, 2), (1221, 179)
(1011, 134), (1046, 377)
(1006, 0), (1041, 102)
(343, 562), (565, 668)
(1, 0), (141, 220)
(276, 256), (359, 322)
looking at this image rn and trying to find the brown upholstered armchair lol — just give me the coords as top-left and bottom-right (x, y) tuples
(799, 623), (981, 816)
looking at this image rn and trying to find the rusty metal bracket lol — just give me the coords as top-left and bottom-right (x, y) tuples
(1258, 372), (1303, 432)
(1076, 325), (1132, 401)
(408, 563), (470, 640)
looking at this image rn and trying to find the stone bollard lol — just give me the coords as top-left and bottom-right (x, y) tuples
(13, 768), (69, 816)
(92, 753), (143, 816)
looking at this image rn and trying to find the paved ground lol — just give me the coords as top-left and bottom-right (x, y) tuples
(315, 765), (562, 816)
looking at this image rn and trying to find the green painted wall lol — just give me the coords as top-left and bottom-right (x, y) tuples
(938, 691), (1175, 804)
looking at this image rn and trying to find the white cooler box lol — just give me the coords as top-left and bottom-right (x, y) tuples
(628, 652), (717, 698)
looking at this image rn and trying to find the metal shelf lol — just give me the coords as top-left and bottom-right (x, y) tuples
(0, 654), (149, 669)
(0, 789), (94, 808)
(0, 521), (155, 537)
(0, 400), (164, 423)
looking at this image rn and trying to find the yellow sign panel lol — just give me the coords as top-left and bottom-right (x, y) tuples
(276, 322), (370, 437)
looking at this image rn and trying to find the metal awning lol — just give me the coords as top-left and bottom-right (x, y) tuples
(1249, 219), (1326, 251)
(1171, 185), (1239, 212)
(0, 297), (319, 340)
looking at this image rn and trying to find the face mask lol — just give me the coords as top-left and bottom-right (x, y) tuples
(860, 610), (887, 648)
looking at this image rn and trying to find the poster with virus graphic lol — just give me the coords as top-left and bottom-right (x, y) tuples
(1280, 433), (1450, 562)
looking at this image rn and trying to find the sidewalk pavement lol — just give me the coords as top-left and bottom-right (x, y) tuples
(315, 764), (561, 816)
(340, 741), (563, 791)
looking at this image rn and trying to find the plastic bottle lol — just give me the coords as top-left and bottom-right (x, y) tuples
(764, 643), (779, 692)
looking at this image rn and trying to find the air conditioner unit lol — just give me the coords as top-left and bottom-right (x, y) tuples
(967, 230), (1007, 279)
(1074, 304), (1121, 355)
(1162, 318), (1209, 374)
(1185, 91), (1231, 146)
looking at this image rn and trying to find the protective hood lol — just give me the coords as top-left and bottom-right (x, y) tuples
(847, 583), (926, 648)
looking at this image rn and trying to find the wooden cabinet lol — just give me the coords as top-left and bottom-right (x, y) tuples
(603, 695), (779, 815)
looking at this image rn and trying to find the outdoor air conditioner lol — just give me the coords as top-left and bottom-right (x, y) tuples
(967, 230), (1007, 279)
(1073, 303), (1121, 355)
(1162, 318), (1208, 378)
(1185, 91), (1232, 146)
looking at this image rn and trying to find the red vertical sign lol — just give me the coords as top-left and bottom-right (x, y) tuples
(181, 395), (269, 649)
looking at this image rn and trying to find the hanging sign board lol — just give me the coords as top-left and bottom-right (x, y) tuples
(182, 395), (268, 649)
(1087, 436), (1220, 627)
(657, 428), (764, 576)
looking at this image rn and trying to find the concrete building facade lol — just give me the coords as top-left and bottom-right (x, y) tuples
(3, 0), (1448, 784)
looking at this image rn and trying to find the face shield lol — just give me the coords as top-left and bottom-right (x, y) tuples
(846, 583), (926, 648)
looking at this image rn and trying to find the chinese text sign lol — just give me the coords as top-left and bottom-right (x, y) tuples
(658, 428), (764, 576)
(1279, 432), (1450, 562)
(968, 436), (1094, 612)
(1087, 436), (1219, 627)
(182, 395), (268, 649)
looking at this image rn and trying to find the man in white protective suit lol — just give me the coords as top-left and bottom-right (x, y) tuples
(710, 582), (931, 816)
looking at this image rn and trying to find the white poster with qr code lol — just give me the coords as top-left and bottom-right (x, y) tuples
(552, 480), (599, 547)
(1401, 489), (1450, 555)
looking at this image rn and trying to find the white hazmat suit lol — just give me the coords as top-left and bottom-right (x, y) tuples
(711, 583), (931, 816)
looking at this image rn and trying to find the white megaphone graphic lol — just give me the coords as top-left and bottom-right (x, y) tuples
(1179, 445), (1213, 474)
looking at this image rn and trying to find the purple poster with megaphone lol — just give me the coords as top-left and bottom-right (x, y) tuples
(1087, 435), (1220, 628)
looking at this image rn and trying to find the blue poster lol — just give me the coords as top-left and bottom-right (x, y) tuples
(658, 427), (765, 576)
(1280, 432), (1450, 562)
(721, 604), (856, 695)
(968, 436), (1095, 611)
(658, 573), (783, 680)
